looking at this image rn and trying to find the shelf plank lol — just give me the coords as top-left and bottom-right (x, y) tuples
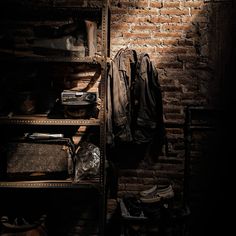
(0, 4), (103, 18)
(0, 53), (105, 64)
(0, 179), (100, 189)
(0, 116), (100, 126)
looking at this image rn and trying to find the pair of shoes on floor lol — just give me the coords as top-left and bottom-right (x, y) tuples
(139, 182), (174, 203)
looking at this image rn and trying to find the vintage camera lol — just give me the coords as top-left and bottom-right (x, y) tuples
(61, 90), (98, 118)
(61, 90), (97, 106)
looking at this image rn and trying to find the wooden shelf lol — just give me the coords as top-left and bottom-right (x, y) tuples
(0, 4), (103, 19)
(0, 1), (109, 234)
(0, 53), (106, 64)
(0, 115), (100, 126)
(0, 179), (100, 189)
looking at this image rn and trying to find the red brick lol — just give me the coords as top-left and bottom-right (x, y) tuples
(163, 2), (180, 8)
(134, 46), (157, 53)
(183, 1), (204, 8)
(155, 77), (175, 86)
(165, 113), (185, 121)
(185, 62), (209, 69)
(154, 32), (183, 37)
(191, 8), (208, 15)
(162, 38), (179, 45)
(111, 23), (130, 31)
(171, 16), (182, 23)
(178, 54), (199, 63)
(162, 85), (182, 92)
(111, 7), (128, 14)
(124, 16), (150, 23)
(131, 25), (160, 31)
(182, 15), (208, 23)
(122, 32), (150, 38)
(154, 55), (177, 63)
(110, 31), (123, 37)
(128, 9), (157, 15)
(110, 38), (127, 45)
(135, 0), (149, 8)
(150, 1), (162, 8)
(151, 16), (181, 23)
(165, 127), (183, 135)
(132, 39), (162, 45)
(156, 62), (183, 69)
(158, 47), (187, 54)
(162, 23), (193, 32)
(160, 9), (189, 16)
(151, 16), (170, 23)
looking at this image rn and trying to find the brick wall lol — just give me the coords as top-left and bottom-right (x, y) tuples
(0, 1), (234, 234)
(109, 0), (234, 201)
(0, 0), (232, 201)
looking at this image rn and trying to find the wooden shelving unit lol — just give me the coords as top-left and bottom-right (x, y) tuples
(0, 1), (110, 235)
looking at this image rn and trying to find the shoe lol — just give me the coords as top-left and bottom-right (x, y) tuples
(155, 184), (174, 199)
(140, 191), (162, 203)
(139, 185), (158, 197)
(139, 179), (172, 197)
(140, 184), (174, 203)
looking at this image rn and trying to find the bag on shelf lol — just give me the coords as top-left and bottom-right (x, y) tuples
(0, 136), (75, 181)
(74, 141), (100, 182)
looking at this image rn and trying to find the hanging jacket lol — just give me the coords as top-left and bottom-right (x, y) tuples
(106, 60), (130, 145)
(107, 49), (165, 155)
(106, 48), (137, 145)
(132, 53), (165, 157)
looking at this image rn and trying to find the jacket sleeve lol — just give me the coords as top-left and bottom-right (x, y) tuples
(106, 61), (114, 145)
(134, 54), (165, 147)
(106, 60), (133, 145)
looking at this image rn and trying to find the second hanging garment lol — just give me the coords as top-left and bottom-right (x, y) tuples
(106, 48), (165, 163)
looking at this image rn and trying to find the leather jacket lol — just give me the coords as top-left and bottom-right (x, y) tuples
(133, 53), (165, 145)
(106, 48), (136, 145)
(107, 49), (165, 154)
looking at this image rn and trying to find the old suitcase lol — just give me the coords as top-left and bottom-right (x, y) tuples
(0, 138), (75, 180)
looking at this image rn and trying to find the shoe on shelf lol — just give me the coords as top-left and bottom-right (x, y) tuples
(139, 184), (175, 204)
(139, 185), (158, 197)
(155, 184), (174, 198)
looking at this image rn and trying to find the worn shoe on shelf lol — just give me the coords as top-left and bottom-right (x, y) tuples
(140, 184), (175, 204)
(155, 184), (174, 199)
(139, 185), (158, 197)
